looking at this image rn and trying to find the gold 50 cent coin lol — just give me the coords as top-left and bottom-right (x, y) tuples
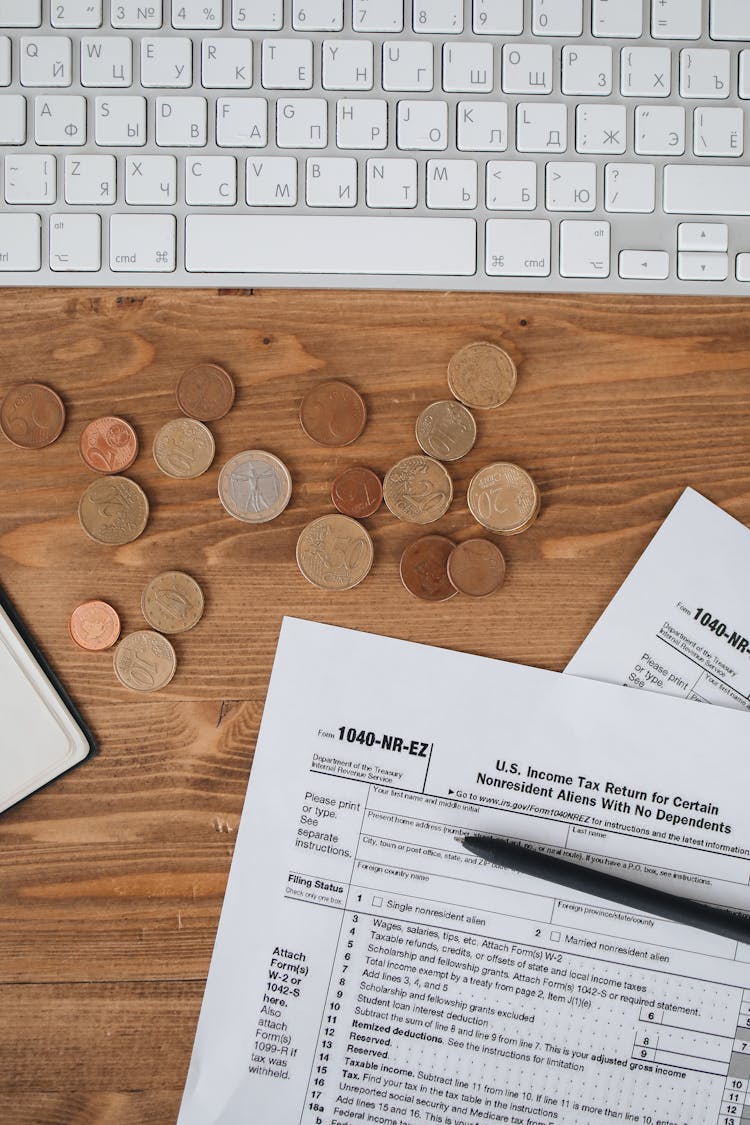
(383, 455), (453, 525)
(114, 630), (177, 692)
(218, 450), (292, 524)
(153, 418), (215, 479)
(141, 571), (204, 635)
(447, 342), (517, 410)
(78, 476), (149, 545)
(415, 400), (477, 462)
(0, 383), (66, 448)
(467, 462), (540, 534)
(296, 514), (374, 590)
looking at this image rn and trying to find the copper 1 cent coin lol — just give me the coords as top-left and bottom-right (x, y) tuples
(447, 539), (506, 598)
(299, 381), (366, 446)
(79, 416), (139, 474)
(399, 535), (457, 602)
(176, 363), (236, 422)
(0, 383), (66, 448)
(331, 466), (383, 518)
(447, 342), (517, 410)
(69, 600), (121, 651)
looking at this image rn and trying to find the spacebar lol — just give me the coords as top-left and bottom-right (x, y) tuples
(185, 215), (476, 275)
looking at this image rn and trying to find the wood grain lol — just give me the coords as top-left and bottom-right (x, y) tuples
(1, 286), (749, 1123)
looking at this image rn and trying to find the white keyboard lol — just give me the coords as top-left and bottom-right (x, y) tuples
(1, 0), (750, 294)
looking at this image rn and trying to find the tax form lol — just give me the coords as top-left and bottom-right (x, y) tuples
(567, 488), (750, 711)
(180, 617), (750, 1125)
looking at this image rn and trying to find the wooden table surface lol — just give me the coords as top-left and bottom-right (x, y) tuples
(1, 286), (749, 1124)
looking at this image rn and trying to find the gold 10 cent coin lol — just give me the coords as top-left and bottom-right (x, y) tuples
(447, 342), (517, 410)
(415, 400), (477, 462)
(218, 450), (292, 523)
(114, 630), (177, 692)
(78, 476), (149, 545)
(142, 571), (204, 634)
(467, 462), (540, 534)
(296, 514), (374, 590)
(383, 455), (453, 525)
(153, 418), (215, 479)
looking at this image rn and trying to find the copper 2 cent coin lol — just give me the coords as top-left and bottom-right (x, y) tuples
(79, 416), (139, 474)
(331, 466), (383, 518)
(447, 539), (506, 598)
(69, 600), (122, 651)
(176, 363), (236, 422)
(0, 383), (66, 449)
(399, 535), (457, 602)
(299, 380), (367, 447)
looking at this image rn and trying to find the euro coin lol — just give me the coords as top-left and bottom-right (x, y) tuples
(415, 400), (477, 462)
(79, 476), (149, 545)
(69, 600), (121, 651)
(0, 382), (65, 448)
(79, 416), (138, 474)
(467, 463), (540, 534)
(153, 418), (215, 479)
(176, 363), (235, 422)
(141, 571), (204, 635)
(331, 466), (383, 518)
(299, 380), (366, 446)
(383, 455), (453, 525)
(114, 630), (177, 693)
(218, 450), (292, 524)
(296, 514), (374, 590)
(447, 342), (517, 410)
(447, 539), (506, 598)
(399, 536), (457, 602)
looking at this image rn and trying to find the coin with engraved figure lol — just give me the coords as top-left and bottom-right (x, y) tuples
(114, 630), (177, 693)
(447, 342), (517, 410)
(176, 363), (236, 422)
(218, 450), (292, 524)
(141, 571), (204, 635)
(447, 538), (506, 598)
(331, 466), (383, 518)
(415, 400), (477, 462)
(69, 600), (121, 651)
(153, 418), (215, 479)
(467, 462), (540, 534)
(296, 514), (374, 590)
(299, 381), (367, 446)
(399, 536), (457, 602)
(383, 455), (453, 525)
(78, 476), (149, 545)
(79, 416), (138, 474)
(0, 383), (66, 448)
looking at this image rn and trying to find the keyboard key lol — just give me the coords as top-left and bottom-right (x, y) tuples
(34, 95), (86, 145)
(618, 250), (670, 280)
(710, 0), (750, 40)
(382, 41), (433, 91)
(740, 51), (750, 99)
(693, 106), (743, 157)
(562, 45), (612, 96)
(678, 252), (729, 280)
(0, 213), (41, 271)
(680, 49), (730, 99)
(486, 218), (550, 276)
(322, 40), (373, 91)
(442, 42), (493, 93)
(246, 156), (298, 205)
(560, 219), (610, 278)
(592, 0), (642, 38)
(185, 155), (237, 205)
(111, 1), (162, 28)
(651, 0), (702, 40)
(366, 157), (417, 207)
(95, 95), (146, 145)
(305, 157), (357, 206)
(202, 38), (252, 89)
(664, 164), (750, 215)
(155, 95), (207, 146)
(545, 161), (596, 211)
(425, 158), (477, 209)
(397, 100), (448, 150)
(262, 38), (313, 90)
(0, 36), (9, 84)
(576, 104), (626, 154)
(457, 101), (508, 151)
(502, 43), (552, 94)
(604, 162), (655, 212)
(621, 48), (671, 98)
(486, 160), (536, 209)
(125, 154), (176, 203)
(185, 215), (477, 275)
(293, 0), (343, 31)
(232, 0), (282, 29)
(532, 0), (582, 37)
(81, 37), (133, 88)
(50, 213), (101, 271)
(678, 223), (728, 252)
(635, 105), (685, 155)
(353, 0), (403, 33)
(516, 102), (567, 153)
(413, 1), (463, 33)
(110, 213), (176, 271)
(736, 253), (750, 281)
(0, 1), (41, 27)
(64, 154), (116, 204)
(4, 154), (55, 203)
(0, 94), (26, 143)
(141, 37), (193, 88)
(20, 36), (72, 86)
(171, 1), (223, 29)
(336, 98), (387, 149)
(473, 0), (522, 34)
(276, 97), (327, 148)
(51, 1), (103, 28)
(216, 97), (267, 147)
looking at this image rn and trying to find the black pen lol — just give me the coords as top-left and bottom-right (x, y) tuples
(459, 835), (750, 945)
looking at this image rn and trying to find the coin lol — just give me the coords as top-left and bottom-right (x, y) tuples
(78, 476), (149, 545)
(447, 342), (517, 410)
(296, 514), (374, 590)
(299, 381), (367, 446)
(176, 363), (236, 422)
(447, 539), (506, 598)
(113, 630), (177, 693)
(79, 416), (138, 474)
(383, 455), (453, 525)
(69, 600), (121, 651)
(0, 383), (65, 449)
(467, 462), (540, 534)
(331, 466), (383, 518)
(141, 571), (204, 635)
(153, 418), (215, 479)
(218, 450), (292, 524)
(399, 536), (457, 602)
(415, 400), (477, 462)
